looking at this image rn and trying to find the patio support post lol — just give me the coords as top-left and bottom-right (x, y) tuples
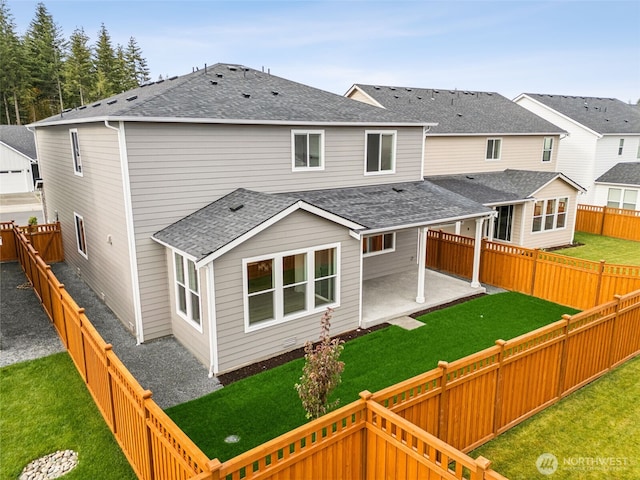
(416, 227), (428, 303)
(488, 209), (496, 241)
(454, 221), (461, 235)
(471, 218), (483, 288)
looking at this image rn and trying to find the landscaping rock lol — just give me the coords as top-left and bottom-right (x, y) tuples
(19, 450), (78, 479)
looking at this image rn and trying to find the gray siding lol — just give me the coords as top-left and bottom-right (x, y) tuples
(124, 122), (424, 340)
(362, 229), (419, 280)
(211, 209), (361, 374)
(35, 123), (135, 332)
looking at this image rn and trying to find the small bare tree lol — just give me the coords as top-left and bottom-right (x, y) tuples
(295, 308), (345, 419)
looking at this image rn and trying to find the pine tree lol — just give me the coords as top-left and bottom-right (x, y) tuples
(125, 37), (150, 85)
(93, 23), (117, 98)
(63, 27), (93, 107)
(23, 2), (66, 121)
(114, 44), (138, 92)
(0, 0), (26, 124)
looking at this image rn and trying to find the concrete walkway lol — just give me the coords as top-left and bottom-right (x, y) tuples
(0, 261), (221, 408)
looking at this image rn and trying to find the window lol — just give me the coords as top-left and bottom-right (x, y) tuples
(292, 130), (324, 170)
(244, 245), (339, 330)
(532, 197), (568, 232)
(486, 138), (501, 160)
(618, 139), (624, 156)
(608, 188), (638, 210)
(494, 205), (514, 241)
(74, 212), (88, 258)
(362, 233), (395, 256)
(174, 252), (201, 328)
(365, 131), (395, 174)
(542, 137), (553, 162)
(70, 129), (82, 176)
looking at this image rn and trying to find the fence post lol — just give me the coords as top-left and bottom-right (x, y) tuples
(492, 340), (507, 436)
(57, 284), (69, 348)
(530, 249), (540, 296)
(142, 390), (155, 480)
(594, 260), (606, 308)
(600, 207), (607, 235)
(359, 390), (373, 480)
(437, 361), (450, 443)
(105, 345), (116, 433)
(475, 456), (492, 479)
(436, 230), (443, 270)
(606, 295), (623, 370)
(556, 315), (572, 399)
(77, 307), (89, 383)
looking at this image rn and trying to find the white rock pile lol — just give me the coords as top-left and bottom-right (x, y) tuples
(19, 450), (78, 479)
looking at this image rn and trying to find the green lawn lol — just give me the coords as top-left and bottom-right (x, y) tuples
(167, 292), (578, 462)
(0, 353), (136, 480)
(554, 232), (640, 265)
(471, 355), (640, 479)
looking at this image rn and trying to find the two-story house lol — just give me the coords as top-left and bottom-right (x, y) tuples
(514, 94), (640, 205)
(346, 85), (585, 249)
(0, 126), (39, 194)
(31, 64), (494, 375)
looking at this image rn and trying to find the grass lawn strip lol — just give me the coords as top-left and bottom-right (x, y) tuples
(471, 355), (640, 479)
(555, 232), (640, 265)
(0, 352), (136, 479)
(167, 292), (578, 461)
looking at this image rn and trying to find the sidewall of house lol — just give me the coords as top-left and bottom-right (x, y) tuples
(0, 145), (34, 194)
(362, 229), (418, 280)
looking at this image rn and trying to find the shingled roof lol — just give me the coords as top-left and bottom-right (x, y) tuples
(596, 162), (640, 186)
(0, 126), (37, 159)
(153, 182), (491, 263)
(349, 85), (565, 135)
(426, 169), (584, 205)
(33, 63), (432, 127)
(518, 94), (640, 134)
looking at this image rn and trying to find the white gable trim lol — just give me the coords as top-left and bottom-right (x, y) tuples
(344, 85), (386, 109)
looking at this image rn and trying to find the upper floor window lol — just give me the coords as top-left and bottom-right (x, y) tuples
(292, 130), (324, 170)
(174, 252), (201, 330)
(74, 212), (88, 258)
(362, 233), (395, 256)
(542, 137), (553, 162)
(618, 139), (624, 156)
(365, 131), (396, 174)
(70, 129), (82, 176)
(243, 244), (339, 331)
(607, 188), (638, 210)
(532, 197), (568, 233)
(486, 138), (502, 160)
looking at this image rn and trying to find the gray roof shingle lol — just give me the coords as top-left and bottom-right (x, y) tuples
(522, 94), (640, 134)
(352, 85), (565, 135)
(0, 126), (37, 159)
(153, 182), (491, 260)
(426, 169), (582, 205)
(33, 64), (429, 127)
(596, 162), (640, 186)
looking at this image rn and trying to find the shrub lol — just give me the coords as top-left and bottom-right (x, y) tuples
(295, 308), (345, 419)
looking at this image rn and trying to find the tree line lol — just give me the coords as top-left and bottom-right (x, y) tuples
(0, 1), (150, 125)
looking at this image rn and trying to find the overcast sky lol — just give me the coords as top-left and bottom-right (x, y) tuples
(7, 0), (640, 103)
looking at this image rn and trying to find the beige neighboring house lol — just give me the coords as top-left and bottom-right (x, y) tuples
(514, 94), (640, 204)
(29, 64), (494, 375)
(347, 85), (585, 249)
(0, 126), (39, 194)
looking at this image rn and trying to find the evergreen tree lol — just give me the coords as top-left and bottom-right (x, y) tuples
(125, 36), (150, 85)
(114, 44), (137, 92)
(63, 27), (93, 106)
(23, 2), (65, 121)
(0, 0), (26, 124)
(93, 23), (117, 98)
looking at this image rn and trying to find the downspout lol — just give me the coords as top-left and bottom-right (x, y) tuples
(207, 264), (219, 376)
(104, 120), (145, 344)
(26, 125), (47, 221)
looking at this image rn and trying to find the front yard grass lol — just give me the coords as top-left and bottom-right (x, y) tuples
(167, 292), (578, 462)
(471, 355), (640, 479)
(554, 232), (640, 265)
(0, 353), (136, 480)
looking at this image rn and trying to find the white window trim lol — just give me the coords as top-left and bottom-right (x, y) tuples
(485, 138), (502, 161)
(70, 129), (83, 176)
(531, 197), (569, 234)
(173, 251), (203, 332)
(73, 212), (88, 259)
(607, 187), (639, 210)
(362, 232), (396, 257)
(291, 130), (325, 171)
(242, 243), (341, 333)
(541, 137), (554, 163)
(618, 138), (624, 156)
(364, 130), (396, 176)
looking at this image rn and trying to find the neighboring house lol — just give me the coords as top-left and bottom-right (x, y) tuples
(593, 162), (640, 210)
(0, 126), (39, 194)
(30, 64), (493, 375)
(514, 94), (640, 204)
(346, 85), (584, 249)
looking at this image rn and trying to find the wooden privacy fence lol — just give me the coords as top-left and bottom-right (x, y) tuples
(0, 221), (64, 263)
(427, 230), (640, 310)
(576, 204), (640, 241)
(372, 289), (640, 454)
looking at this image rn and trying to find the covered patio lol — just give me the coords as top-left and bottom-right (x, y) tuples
(362, 268), (486, 326)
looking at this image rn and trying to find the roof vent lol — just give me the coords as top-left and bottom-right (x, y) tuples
(229, 204), (244, 212)
(373, 86), (380, 90)
(78, 105), (87, 110)
(456, 113), (463, 117)
(227, 65), (238, 71)
(466, 175), (474, 180)
(405, 88), (412, 92)
(392, 187), (404, 193)
(156, 79), (164, 84)
(271, 91), (279, 96)
(417, 96), (422, 100)
(210, 80), (218, 85)
(434, 90), (439, 93)
(389, 87), (396, 91)
(107, 99), (117, 105)
(126, 95), (138, 102)
(394, 95), (399, 99)
(241, 93), (251, 98)
(216, 73), (223, 78)
(92, 102), (101, 107)
(169, 75), (178, 81)
(486, 92), (493, 96)
(62, 108), (72, 113)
